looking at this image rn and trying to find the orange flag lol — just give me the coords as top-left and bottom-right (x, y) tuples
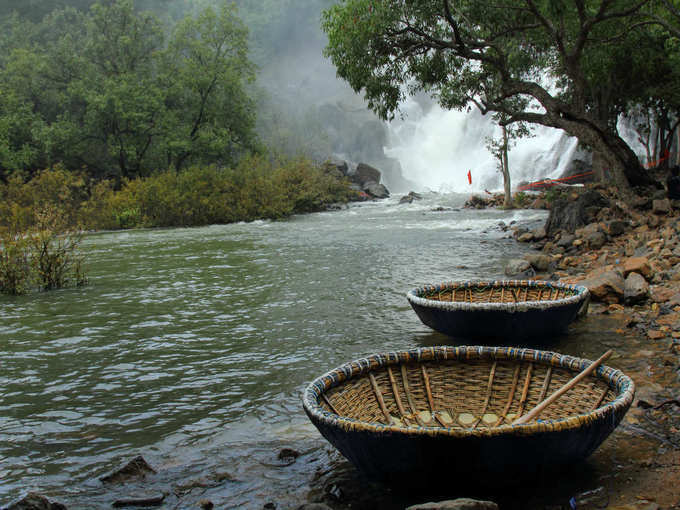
(467, 170), (472, 185)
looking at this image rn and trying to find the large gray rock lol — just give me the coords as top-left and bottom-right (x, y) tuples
(352, 162), (381, 187)
(524, 253), (552, 272)
(406, 498), (499, 510)
(606, 220), (628, 237)
(653, 198), (671, 214)
(585, 231), (607, 250)
(363, 181), (390, 199)
(557, 233), (576, 248)
(575, 222), (602, 238)
(321, 158), (349, 178)
(504, 258), (535, 279)
(545, 190), (609, 235)
(624, 272), (649, 304)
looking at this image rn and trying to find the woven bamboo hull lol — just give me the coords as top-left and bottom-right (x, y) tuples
(407, 280), (589, 343)
(303, 346), (633, 484)
(310, 414), (619, 484)
(409, 302), (580, 342)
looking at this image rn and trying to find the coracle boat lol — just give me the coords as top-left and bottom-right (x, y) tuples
(407, 280), (590, 342)
(303, 346), (634, 484)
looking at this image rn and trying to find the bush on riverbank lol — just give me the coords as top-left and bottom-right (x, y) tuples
(0, 156), (355, 232)
(0, 207), (86, 295)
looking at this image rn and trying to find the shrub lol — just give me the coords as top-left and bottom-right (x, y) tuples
(29, 207), (87, 291)
(0, 231), (33, 295)
(1, 158), (354, 233)
(512, 191), (531, 208)
(0, 206), (87, 295)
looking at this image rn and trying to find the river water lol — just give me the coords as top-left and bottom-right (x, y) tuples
(1, 195), (673, 509)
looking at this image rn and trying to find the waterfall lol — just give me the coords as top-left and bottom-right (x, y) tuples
(384, 98), (581, 193)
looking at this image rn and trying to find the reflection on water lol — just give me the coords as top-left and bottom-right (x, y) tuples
(4, 195), (672, 509)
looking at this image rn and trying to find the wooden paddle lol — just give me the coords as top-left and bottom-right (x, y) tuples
(511, 350), (613, 425)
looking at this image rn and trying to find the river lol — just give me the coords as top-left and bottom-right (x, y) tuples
(1, 195), (674, 509)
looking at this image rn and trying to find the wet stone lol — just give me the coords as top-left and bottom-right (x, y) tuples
(624, 272), (649, 305)
(99, 455), (157, 484)
(111, 492), (165, 508)
(568, 486), (608, 509)
(647, 330), (666, 340)
(653, 198), (671, 214)
(504, 258), (534, 278)
(405, 498), (499, 510)
(5, 493), (67, 510)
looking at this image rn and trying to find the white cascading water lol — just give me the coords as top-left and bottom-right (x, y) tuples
(384, 98), (581, 193)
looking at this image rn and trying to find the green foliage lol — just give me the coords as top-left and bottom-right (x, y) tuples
(0, 231), (32, 295)
(512, 191), (531, 209)
(29, 207), (87, 291)
(0, 161), (353, 234)
(544, 188), (567, 205)
(321, 0), (675, 189)
(0, 0), (259, 181)
(0, 206), (86, 295)
(106, 157), (354, 227)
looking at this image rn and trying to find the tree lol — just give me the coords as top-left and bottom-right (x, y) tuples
(322, 0), (665, 194)
(485, 114), (532, 208)
(0, 0), (259, 180)
(162, 1), (259, 171)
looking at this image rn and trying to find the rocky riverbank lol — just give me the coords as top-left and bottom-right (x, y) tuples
(504, 184), (680, 348)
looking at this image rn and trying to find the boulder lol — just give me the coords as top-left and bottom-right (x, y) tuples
(575, 222), (602, 238)
(321, 158), (349, 178)
(517, 232), (534, 242)
(557, 233), (576, 248)
(579, 267), (625, 303)
(6, 493), (66, 510)
(606, 220), (628, 237)
(624, 272), (649, 304)
(99, 455), (156, 484)
(531, 226), (547, 241)
(529, 198), (548, 209)
(545, 190), (609, 235)
(406, 499), (499, 510)
(653, 198), (671, 214)
(352, 162), (381, 187)
(622, 257), (652, 279)
(465, 195), (491, 209)
(650, 286), (676, 303)
(504, 259), (535, 279)
(399, 191), (423, 204)
(363, 181), (390, 199)
(524, 253), (552, 272)
(585, 231), (607, 250)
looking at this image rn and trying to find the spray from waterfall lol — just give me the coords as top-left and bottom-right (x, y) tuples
(384, 98), (581, 194)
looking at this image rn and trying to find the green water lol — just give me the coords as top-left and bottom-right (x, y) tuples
(1, 195), (549, 505)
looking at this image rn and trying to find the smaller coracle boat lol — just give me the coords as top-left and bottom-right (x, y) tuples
(303, 346), (634, 484)
(407, 280), (590, 343)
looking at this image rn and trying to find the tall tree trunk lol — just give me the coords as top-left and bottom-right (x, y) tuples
(501, 125), (513, 209)
(563, 119), (655, 194)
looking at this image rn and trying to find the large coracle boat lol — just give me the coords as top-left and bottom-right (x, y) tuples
(303, 346), (634, 484)
(407, 280), (590, 343)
